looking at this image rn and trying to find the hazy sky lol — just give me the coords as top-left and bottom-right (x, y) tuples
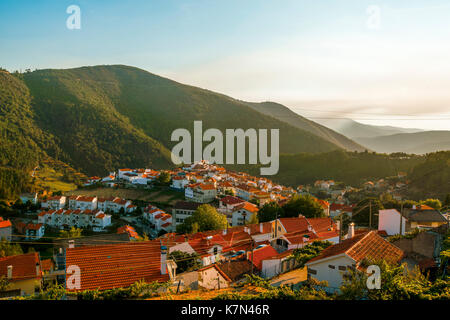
(1, 0), (449, 130)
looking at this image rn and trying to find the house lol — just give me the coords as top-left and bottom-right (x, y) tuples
(197, 264), (231, 290)
(0, 217), (12, 241)
(197, 260), (253, 289)
(231, 202), (259, 226)
(41, 196), (66, 210)
(171, 175), (190, 190)
(235, 184), (259, 201)
(378, 209), (408, 236)
(38, 209), (111, 231)
(271, 217), (339, 252)
(19, 193), (38, 205)
(246, 245), (279, 274)
(172, 201), (203, 231)
(402, 205), (448, 230)
(305, 230), (404, 293)
(261, 249), (297, 278)
(24, 223), (45, 240)
(330, 203), (353, 218)
(0, 252), (42, 296)
(65, 241), (177, 291)
(68, 196), (98, 211)
(218, 195), (245, 214)
(190, 183), (217, 203)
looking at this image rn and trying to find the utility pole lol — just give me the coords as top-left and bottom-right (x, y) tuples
(369, 200), (372, 229)
(399, 200), (403, 235)
(338, 214), (343, 243)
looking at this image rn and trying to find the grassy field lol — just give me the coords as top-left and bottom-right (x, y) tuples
(33, 166), (78, 193)
(64, 186), (185, 209)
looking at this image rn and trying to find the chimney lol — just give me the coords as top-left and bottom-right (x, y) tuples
(348, 222), (355, 239)
(259, 223), (263, 233)
(336, 220), (341, 231)
(7, 265), (13, 279)
(298, 214), (304, 218)
(412, 205), (416, 210)
(68, 240), (75, 249)
(36, 262), (40, 276)
(222, 229), (227, 236)
(160, 245), (168, 275)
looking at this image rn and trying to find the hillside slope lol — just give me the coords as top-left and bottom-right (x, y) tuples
(354, 131), (450, 154)
(20, 65), (345, 175)
(316, 118), (423, 139)
(244, 101), (366, 151)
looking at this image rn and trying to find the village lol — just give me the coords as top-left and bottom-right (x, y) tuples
(0, 160), (449, 299)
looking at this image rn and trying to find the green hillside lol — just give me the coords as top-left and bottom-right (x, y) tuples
(22, 65), (340, 171)
(229, 150), (424, 187)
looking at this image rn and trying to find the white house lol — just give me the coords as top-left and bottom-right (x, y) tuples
(231, 202), (259, 226)
(68, 196), (98, 210)
(305, 230), (404, 293)
(24, 223), (45, 240)
(171, 175), (190, 190)
(38, 209), (111, 231)
(378, 209), (407, 236)
(41, 196), (66, 210)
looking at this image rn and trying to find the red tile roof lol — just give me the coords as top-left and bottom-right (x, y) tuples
(0, 252), (41, 281)
(247, 245), (279, 271)
(65, 241), (169, 291)
(220, 196), (245, 206)
(0, 217), (12, 229)
(307, 231), (404, 269)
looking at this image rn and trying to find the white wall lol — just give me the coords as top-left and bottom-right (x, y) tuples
(306, 255), (355, 292)
(378, 209), (407, 236)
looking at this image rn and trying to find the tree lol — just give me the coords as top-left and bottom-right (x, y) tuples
(0, 240), (23, 258)
(176, 204), (228, 233)
(339, 259), (450, 300)
(59, 227), (83, 238)
(282, 194), (325, 218)
(169, 250), (201, 273)
(257, 201), (282, 222)
(444, 194), (450, 207)
(420, 199), (442, 210)
(246, 212), (259, 225)
(293, 240), (333, 267)
(157, 171), (171, 186)
(351, 198), (384, 227)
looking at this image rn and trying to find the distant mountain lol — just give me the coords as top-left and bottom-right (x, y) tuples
(1, 64), (364, 198)
(354, 131), (450, 154)
(243, 102), (365, 152)
(316, 118), (423, 139)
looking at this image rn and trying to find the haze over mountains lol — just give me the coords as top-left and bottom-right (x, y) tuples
(315, 118), (450, 154)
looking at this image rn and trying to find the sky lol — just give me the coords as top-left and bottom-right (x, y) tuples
(1, 0), (449, 130)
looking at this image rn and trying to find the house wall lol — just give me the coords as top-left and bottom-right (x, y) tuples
(198, 268), (229, 290)
(306, 255), (355, 292)
(391, 231), (437, 259)
(378, 210), (407, 236)
(261, 259), (281, 278)
(8, 278), (41, 296)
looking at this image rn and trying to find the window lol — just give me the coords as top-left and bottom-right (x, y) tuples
(308, 268), (317, 275)
(328, 265), (335, 269)
(213, 247), (218, 255)
(338, 266), (346, 271)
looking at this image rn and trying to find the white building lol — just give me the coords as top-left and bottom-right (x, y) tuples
(305, 230), (404, 293)
(38, 209), (111, 231)
(41, 196), (66, 210)
(378, 209), (407, 236)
